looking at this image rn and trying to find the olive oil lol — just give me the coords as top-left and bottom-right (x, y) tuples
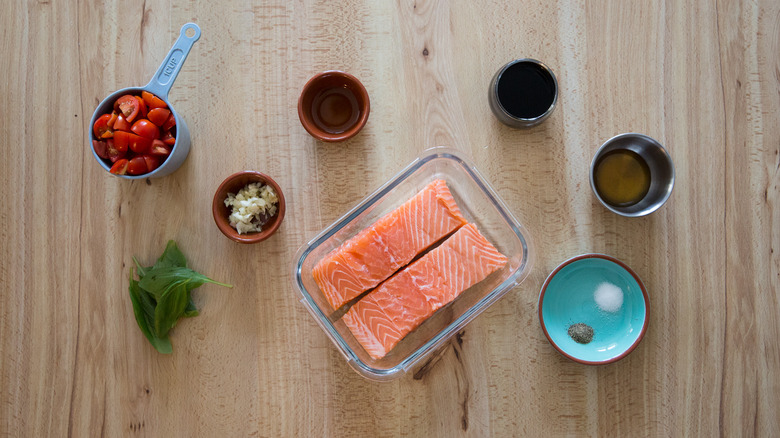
(593, 149), (651, 207)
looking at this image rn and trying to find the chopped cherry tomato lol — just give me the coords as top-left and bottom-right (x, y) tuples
(134, 95), (148, 120)
(128, 134), (152, 154)
(150, 139), (171, 156)
(127, 156), (148, 175)
(142, 91), (167, 109)
(161, 113), (176, 132)
(114, 131), (151, 154)
(143, 155), (162, 173)
(131, 119), (160, 140)
(95, 92), (175, 175)
(92, 91), (176, 175)
(110, 158), (129, 175)
(93, 114), (113, 138)
(147, 108), (171, 126)
(106, 139), (126, 163)
(115, 95), (141, 123)
(107, 111), (118, 129)
(113, 131), (130, 151)
(108, 135), (127, 153)
(161, 130), (176, 146)
(114, 113), (131, 132)
(92, 140), (109, 159)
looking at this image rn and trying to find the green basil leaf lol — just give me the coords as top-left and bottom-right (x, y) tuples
(133, 256), (152, 280)
(139, 266), (232, 295)
(153, 280), (190, 338)
(183, 292), (199, 318)
(137, 285), (157, 318)
(129, 269), (172, 354)
(128, 240), (229, 354)
(153, 240), (187, 270)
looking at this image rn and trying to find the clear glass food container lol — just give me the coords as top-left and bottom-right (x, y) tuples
(292, 147), (534, 380)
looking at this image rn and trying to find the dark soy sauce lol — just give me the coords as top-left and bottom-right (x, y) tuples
(496, 62), (556, 119)
(311, 86), (360, 134)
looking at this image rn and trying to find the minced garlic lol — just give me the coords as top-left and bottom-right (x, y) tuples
(224, 182), (279, 234)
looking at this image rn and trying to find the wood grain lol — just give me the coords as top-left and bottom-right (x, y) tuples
(1, 0), (778, 436)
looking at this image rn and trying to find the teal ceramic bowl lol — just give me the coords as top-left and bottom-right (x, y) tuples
(538, 254), (649, 365)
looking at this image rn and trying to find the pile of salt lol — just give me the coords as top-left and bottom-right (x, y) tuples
(594, 282), (623, 313)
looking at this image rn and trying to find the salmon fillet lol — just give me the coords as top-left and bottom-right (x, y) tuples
(342, 223), (508, 359)
(313, 180), (467, 310)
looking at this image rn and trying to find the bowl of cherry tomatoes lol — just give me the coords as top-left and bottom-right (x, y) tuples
(89, 23), (201, 179)
(91, 90), (184, 178)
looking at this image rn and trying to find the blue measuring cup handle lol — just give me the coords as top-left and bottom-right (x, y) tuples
(144, 23), (201, 100)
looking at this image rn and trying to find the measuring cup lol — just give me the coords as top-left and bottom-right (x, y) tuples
(89, 23), (201, 179)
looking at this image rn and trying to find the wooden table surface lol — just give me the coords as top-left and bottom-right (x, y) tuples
(2, 1), (779, 436)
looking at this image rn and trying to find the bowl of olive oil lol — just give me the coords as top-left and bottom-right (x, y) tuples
(590, 133), (674, 217)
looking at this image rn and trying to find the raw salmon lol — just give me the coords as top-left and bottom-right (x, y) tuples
(313, 180), (467, 310)
(342, 223), (508, 359)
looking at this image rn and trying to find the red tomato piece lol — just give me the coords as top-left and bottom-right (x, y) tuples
(161, 113), (176, 132)
(150, 139), (171, 156)
(93, 114), (113, 138)
(134, 95), (148, 120)
(115, 95), (140, 123)
(110, 159), (129, 175)
(142, 91), (167, 109)
(129, 133), (152, 153)
(107, 112), (118, 129)
(92, 140), (109, 159)
(114, 113), (131, 132)
(127, 156), (148, 175)
(161, 130), (176, 146)
(114, 131), (151, 154)
(131, 119), (160, 140)
(106, 139), (126, 163)
(113, 131), (130, 152)
(143, 155), (162, 173)
(147, 108), (171, 126)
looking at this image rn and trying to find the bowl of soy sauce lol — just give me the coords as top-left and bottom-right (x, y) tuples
(488, 58), (558, 128)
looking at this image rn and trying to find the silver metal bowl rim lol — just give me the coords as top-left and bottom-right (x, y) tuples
(589, 132), (675, 217)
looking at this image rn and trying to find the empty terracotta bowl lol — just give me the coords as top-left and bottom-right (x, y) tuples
(298, 71), (370, 142)
(212, 171), (286, 244)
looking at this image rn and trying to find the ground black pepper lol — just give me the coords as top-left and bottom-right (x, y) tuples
(568, 323), (594, 344)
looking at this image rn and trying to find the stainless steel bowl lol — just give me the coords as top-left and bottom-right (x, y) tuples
(589, 133), (675, 217)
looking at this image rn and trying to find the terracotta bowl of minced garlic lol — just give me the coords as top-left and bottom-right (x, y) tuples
(212, 171), (286, 243)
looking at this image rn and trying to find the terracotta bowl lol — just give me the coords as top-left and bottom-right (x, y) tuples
(297, 70), (370, 142)
(212, 171), (286, 244)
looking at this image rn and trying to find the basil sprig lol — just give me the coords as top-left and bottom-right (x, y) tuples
(129, 240), (232, 353)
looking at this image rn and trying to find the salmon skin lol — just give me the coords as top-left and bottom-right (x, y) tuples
(342, 223), (508, 360)
(313, 179), (467, 310)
